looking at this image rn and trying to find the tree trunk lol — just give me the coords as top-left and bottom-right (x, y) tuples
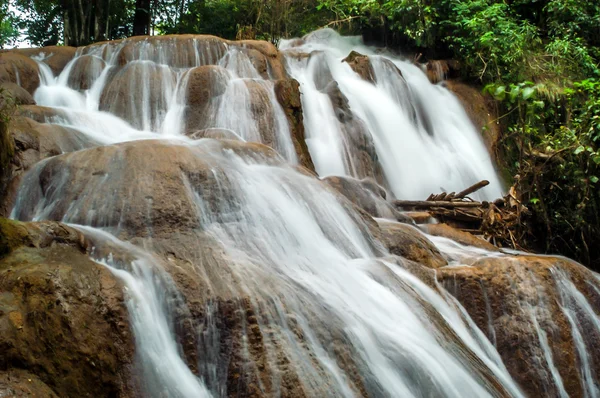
(133, 0), (152, 36)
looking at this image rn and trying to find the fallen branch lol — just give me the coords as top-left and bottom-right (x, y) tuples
(393, 200), (484, 208)
(455, 180), (489, 199)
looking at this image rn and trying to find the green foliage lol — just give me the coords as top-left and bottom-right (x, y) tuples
(0, 0), (20, 48)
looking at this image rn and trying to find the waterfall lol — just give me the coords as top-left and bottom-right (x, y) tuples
(281, 29), (503, 200)
(5, 32), (599, 398)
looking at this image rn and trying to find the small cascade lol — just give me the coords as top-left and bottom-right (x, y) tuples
(281, 29), (503, 200)
(27, 36), (299, 163)
(78, 226), (212, 398)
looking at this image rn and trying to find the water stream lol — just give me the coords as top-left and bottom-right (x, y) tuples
(7, 32), (599, 397)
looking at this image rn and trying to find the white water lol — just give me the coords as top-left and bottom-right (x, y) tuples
(11, 33), (594, 397)
(77, 226), (212, 398)
(281, 29), (503, 200)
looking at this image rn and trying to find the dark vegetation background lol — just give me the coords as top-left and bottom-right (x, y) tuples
(1, 0), (599, 271)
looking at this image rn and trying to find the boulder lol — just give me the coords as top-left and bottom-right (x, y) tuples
(66, 54), (106, 91)
(324, 81), (385, 184)
(14, 46), (77, 76)
(424, 59), (461, 84)
(0, 82), (35, 105)
(343, 51), (376, 83)
(323, 175), (411, 222)
(15, 105), (66, 123)
(0, 218), (134, 397)
(274, 79), (315, 172)
(184, 65), (229, 133)
(422, 223), (499, 252)
(189, 128), (243, 140)
(440, 255), (600, 397)
(0, 53), (40, 95)
(238, 40), (287, 80)
(377, 219), (447, 269)
(100, 62), (176, 130)
(10, 139), (281, 239)
(1, 116), (98, 216)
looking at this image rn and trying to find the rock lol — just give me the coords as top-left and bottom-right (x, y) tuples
(66, 54), (106, 91)
(343, 51), (376, 83)
(0, 53), (41, 95)
(425, 60), (460, 84)
(0, 117), (14, 213)
(422, 223), (499, 251)
(404, 211), (434, 224)
(443, 80), (501, 160)
(189, 128), (243, 140)
(10, 139), (281, 239)
(238, 40), (287, 80)
(0, 369), (58, 397)
(323, 175), (411, 222)
(1, 116), (98, 216)
(14, 46), (77, 76)
(0, 82), (36, 105)
(100, 62), (177, 130)
(15, 105), (66, 123)
(439, 255), (600, 397)
(184, 65), (230, 133)
(324, 81), (385, 184)
(274, 78), (315, 172)
(377, 219), (447, 269)
(0, 218), (134, 397)
(98, 35), (228, 68)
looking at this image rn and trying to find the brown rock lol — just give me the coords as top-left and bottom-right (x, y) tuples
(1, 116), (98, 216)
(13, 46), (77, 76)
(274, 78), (315, 172)
(425, 60), (460, 84)
(0, 218), (134, 397)
(404, 211), (434, 224)
(66, 54), (106, 91)
(343, 51), (376, 83)
(238, 40), (287, 80)
(0, 82), (35, 105)
(189, 128), (242, 140)
(0, 53), (41, 95)
(423, 223), (499, 251)
(10, 139), (280, 239)
(377, 219), (447, 269)
(100, 62), (177, 130)
(184, 65), (230, 133)
(15, 105), (66, 123)
(0, 369), (59, 397)
(439, 255), (600, 397)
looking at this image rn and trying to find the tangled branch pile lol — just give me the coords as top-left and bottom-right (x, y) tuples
(394, 181), (530, 249)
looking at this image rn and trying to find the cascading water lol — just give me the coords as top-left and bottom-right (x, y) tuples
(281, 29), (503, 200)
(5, 32), (600, 398)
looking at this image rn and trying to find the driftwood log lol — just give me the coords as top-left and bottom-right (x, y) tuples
(394, 180), (529, 249)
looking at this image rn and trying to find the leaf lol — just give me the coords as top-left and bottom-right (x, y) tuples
(590, 176), (599, 184)
(574, 145), (585, 155)
(530, 198), (540, 204)
(521, 87), (535, 100)
(494, 85), (506, 101)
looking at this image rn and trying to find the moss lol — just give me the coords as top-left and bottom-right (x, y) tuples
(0, 217), (31, 258)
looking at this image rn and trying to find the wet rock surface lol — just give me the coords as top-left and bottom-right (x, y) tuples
(440, 255), (600, 397)
(0, 53), (40, 95)
(0, 218), (134, 397)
